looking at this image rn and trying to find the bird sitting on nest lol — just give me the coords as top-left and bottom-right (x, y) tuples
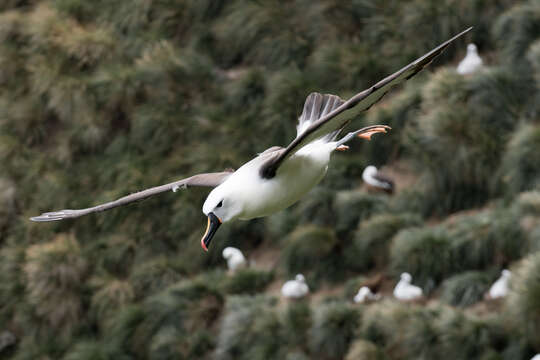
(222, 246), (247, 272)
(457, 43), (483, 75)
(393, 272), (423, 301)
(487, 269), (511, 299)
(281, 274), (309, 299)
(362, 165), (394, 194)
(30, 29), (472, 252)
(354, 286), (381, 303)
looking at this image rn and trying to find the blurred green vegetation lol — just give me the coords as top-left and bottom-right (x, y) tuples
(1, 0), (540, 359)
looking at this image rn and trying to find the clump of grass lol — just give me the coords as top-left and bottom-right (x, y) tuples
(281, 225), (340, 284)
(23, 234), (88, 335)
(528, 39), (540, 89)
(309, 302), (359, 360)
(129, 257), (183, 299)
(493, 0), (540, 65)
(63, 339), (127, 360)
(498, 123), (540, 196)
(390, 207), (527, 292)
(403, 66), (524, 215)
(215, 295), (284, 360)
(344, 339), (385, 360)
(390, 226), (452, 292)
(90, 276), (135, 322)
(528, 226), (540, 253)
(359, 300), (417, 348)
(448, 209), (527, 272)
(505, 252), (540, 351)
(294, 187), (336, 227)
(0, 243), (26, 325)
(514, 191), (540, 216)
(106, 278), (223, 358)
(434, 308), (502, 360)
(283, 302), (312, 349)
(360, 301), (507, 360)
(223, 269), (273, 295)
(0, 177), (16, 230)
(333, 190), (388, 238)
(440, 271), (495, 307)
(346, 213), (422, 272)
(212, 1), (325, 69)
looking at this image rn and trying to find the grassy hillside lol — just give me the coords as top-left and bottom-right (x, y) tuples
(1, 0), (539, 359)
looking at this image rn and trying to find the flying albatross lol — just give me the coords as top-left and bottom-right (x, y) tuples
(31, 28), (472, 251)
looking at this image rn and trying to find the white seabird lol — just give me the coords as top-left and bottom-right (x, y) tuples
(30, 28), (472, 251)
(362, 165), (394, 193)
(353, 286), (381, 303)
(281, 274), (309, 298)
(488, 269), (511, 299)
(222, 246), (247, 272)
(393, 272), (423, 301)
(457, 43), (483, 75)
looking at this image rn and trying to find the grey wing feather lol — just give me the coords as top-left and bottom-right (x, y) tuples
(30, 170), (234, 222)
(260, 27), (472, 179)
(296, 93), (345, 141)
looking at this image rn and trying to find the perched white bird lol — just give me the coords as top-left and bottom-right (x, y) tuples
(457, 43), (483, 75)
(222, 246), (247, 272)
(362, 165), (394, 193)
(393, 272), (423, 301)
(530, 354), (540, 360)
(281, 274), (309, 298)
(488, 269), (511, 299)
(30, 29), (472, 252)
(353, 286), (381, 303)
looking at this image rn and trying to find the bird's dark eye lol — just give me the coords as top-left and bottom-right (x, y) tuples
(217, 200), (223, 208)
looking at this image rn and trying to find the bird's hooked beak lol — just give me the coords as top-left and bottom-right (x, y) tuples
(201, 212), (222, 252)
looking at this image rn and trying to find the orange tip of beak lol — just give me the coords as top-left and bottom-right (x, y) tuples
(201, 238), (208, 252)
(336, 145), (349, 151)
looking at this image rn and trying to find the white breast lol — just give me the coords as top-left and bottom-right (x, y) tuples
(354, 286), (380, 303)
(222, 247), (247, 271)
(281, 275), (309, 298)
(230, 142), (333, 220)
(457, 44), (483, 75)
(488, 270), (511, 299)
(393, 274), (423, 301)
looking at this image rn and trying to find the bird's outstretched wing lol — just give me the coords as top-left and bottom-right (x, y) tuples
(30, 171), (234, 222)
(260, 27), (472, 179)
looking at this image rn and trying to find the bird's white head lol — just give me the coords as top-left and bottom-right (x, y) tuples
(222, 246), (239, 259)
(295, 274), (306, 283)
(401, 272), (412, 283)
(364, 165), (378, 176)
(200, 183), (242, 252)
(467, 43), (477, 53)
(358, 286), (371, 296)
